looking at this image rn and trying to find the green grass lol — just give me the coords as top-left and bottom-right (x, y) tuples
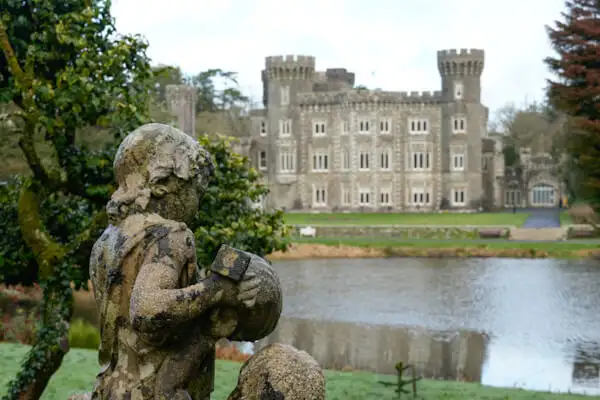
(0, 343), (591, 399)
(284, 212), (530, 227)
(560, 211), (573, 226)
(292, 237), (600, 258)
(293, 237), (600, 250)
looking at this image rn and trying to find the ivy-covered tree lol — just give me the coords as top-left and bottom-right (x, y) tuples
(545, 0), (600, 208)
(0, 0), (152, 398)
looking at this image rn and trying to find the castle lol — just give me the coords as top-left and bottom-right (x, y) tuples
(168, 49), (565, 211)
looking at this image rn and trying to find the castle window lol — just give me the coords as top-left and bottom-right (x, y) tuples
(408, 118), (429, 135)
(341, 185), (351, 206)
(379, 118), (391, 134)
(410, 188), (431, 206)
(358, 188), (371, 206)
(505, 190), (522, 207)
(259, 120), (267, 136)
(483, 157), (488, 170)
(279, 119), (292, 136)
(379, 187), (392, 206)
(258, 150), (267, 171)
(411, 151), (431, 170)
(342, 120), (350, 135)
(454, 81), (463, 100)
(451, 153), (465, 171)
(313, 186), (327, 207)
(280, 86), (290, 106)
(452, 188), (466, 206)
(312, 151), (329, 172)
(359, 151), (370, 170)
(279, 150), (295, 173)
(452, 116), (467, 133)
(380, 150), (391, 170)
(342, 148), (351, 170)
(359, 119), (370, 134)
(313, 120), (327, 136)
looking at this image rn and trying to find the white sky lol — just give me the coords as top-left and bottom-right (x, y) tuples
(111, 0), (566, 117)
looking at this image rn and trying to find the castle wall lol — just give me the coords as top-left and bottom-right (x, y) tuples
(249, 50), (488, 212)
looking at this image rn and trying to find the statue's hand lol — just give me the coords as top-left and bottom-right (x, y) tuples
(236, 270), (261, 308)
(213, 274), (240, 306)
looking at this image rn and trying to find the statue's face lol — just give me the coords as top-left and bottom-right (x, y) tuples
(107, 171), (150, 224)
(147, 175), (201, 225)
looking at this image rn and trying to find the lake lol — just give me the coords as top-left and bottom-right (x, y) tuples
(255, 257), (600, 395)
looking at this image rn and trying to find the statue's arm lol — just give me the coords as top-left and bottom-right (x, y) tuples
(129, 229), (222, 334)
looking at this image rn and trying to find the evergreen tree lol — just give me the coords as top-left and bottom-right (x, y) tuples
(545, 0), (600, 208)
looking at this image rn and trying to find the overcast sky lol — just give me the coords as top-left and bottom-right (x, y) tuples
(111, 0), (566, 118)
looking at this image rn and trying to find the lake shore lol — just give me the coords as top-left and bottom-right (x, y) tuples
(267, 240), (600, 260)
(0, 343), (592, 400)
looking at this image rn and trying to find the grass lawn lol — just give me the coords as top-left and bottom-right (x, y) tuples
(0, 343), (591, 400)
(293, 237), (600, 249)
(292, 237), (600, 257)
(284, 212), (530, 227)
(560, 211), (573, 226)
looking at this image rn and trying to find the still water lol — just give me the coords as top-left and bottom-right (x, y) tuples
(257, 257), (600, 395)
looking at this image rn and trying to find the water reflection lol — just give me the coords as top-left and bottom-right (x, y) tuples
(268, 257), (600, 395)
(572, 341), (600, 390)
(257, 317), (488, 381)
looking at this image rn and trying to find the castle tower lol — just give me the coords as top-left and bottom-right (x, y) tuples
(437, 49), (484, 104)
(438, 49), (486, 209)
(166, 84), (197, 137)
(262, 55), (316, 209)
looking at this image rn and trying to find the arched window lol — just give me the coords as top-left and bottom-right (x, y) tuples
(531, 184), (555, 206)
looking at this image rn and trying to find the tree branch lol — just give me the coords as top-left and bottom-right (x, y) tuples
(0, 21), (64, 189)
(17, 180), (66, 280)
(0, 21), (29, 87)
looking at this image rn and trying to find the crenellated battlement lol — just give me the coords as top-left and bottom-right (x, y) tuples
(266, 55), (316, 68)
(265, 55), (315, 80)
(437, 48), (484, 59)
(437, 48), (484, 77)
(297, 89), (442, 106)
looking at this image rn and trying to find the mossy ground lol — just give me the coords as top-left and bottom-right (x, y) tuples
(0, 343), (593, 399)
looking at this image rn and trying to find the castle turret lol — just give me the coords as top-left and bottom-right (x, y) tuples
(262, 55), (316, 209)
(263, 55), (315, 108)
(437, 49), (484, 104)
(166, 84), (197, 136)
(438, 49), (486, 210)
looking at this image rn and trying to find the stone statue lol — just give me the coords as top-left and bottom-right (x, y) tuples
(88, 123), (282, 400)
(228, 343), (326, 400)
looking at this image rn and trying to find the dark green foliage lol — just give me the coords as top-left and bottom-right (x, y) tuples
(545, 0), (600, 209)
(194, 135), (289, 267)
(0, 179), (36, 286)
(502, 144), (519, 167)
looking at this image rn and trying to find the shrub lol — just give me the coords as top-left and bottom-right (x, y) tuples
(68, 319), (100, 350)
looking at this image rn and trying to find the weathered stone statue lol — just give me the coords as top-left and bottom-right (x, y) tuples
(88, 123), (282, 400)
(228, 343), (326, 400)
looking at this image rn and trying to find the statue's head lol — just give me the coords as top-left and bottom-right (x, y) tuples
(209, 256), (282, 342)
(107, 123), (214, 225)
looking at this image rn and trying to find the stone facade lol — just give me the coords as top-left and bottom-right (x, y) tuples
(499, 147), (566, 208)
(240, 49), (489, 211)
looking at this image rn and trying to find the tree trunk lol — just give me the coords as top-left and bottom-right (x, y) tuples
(17, 302), (73, 400)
